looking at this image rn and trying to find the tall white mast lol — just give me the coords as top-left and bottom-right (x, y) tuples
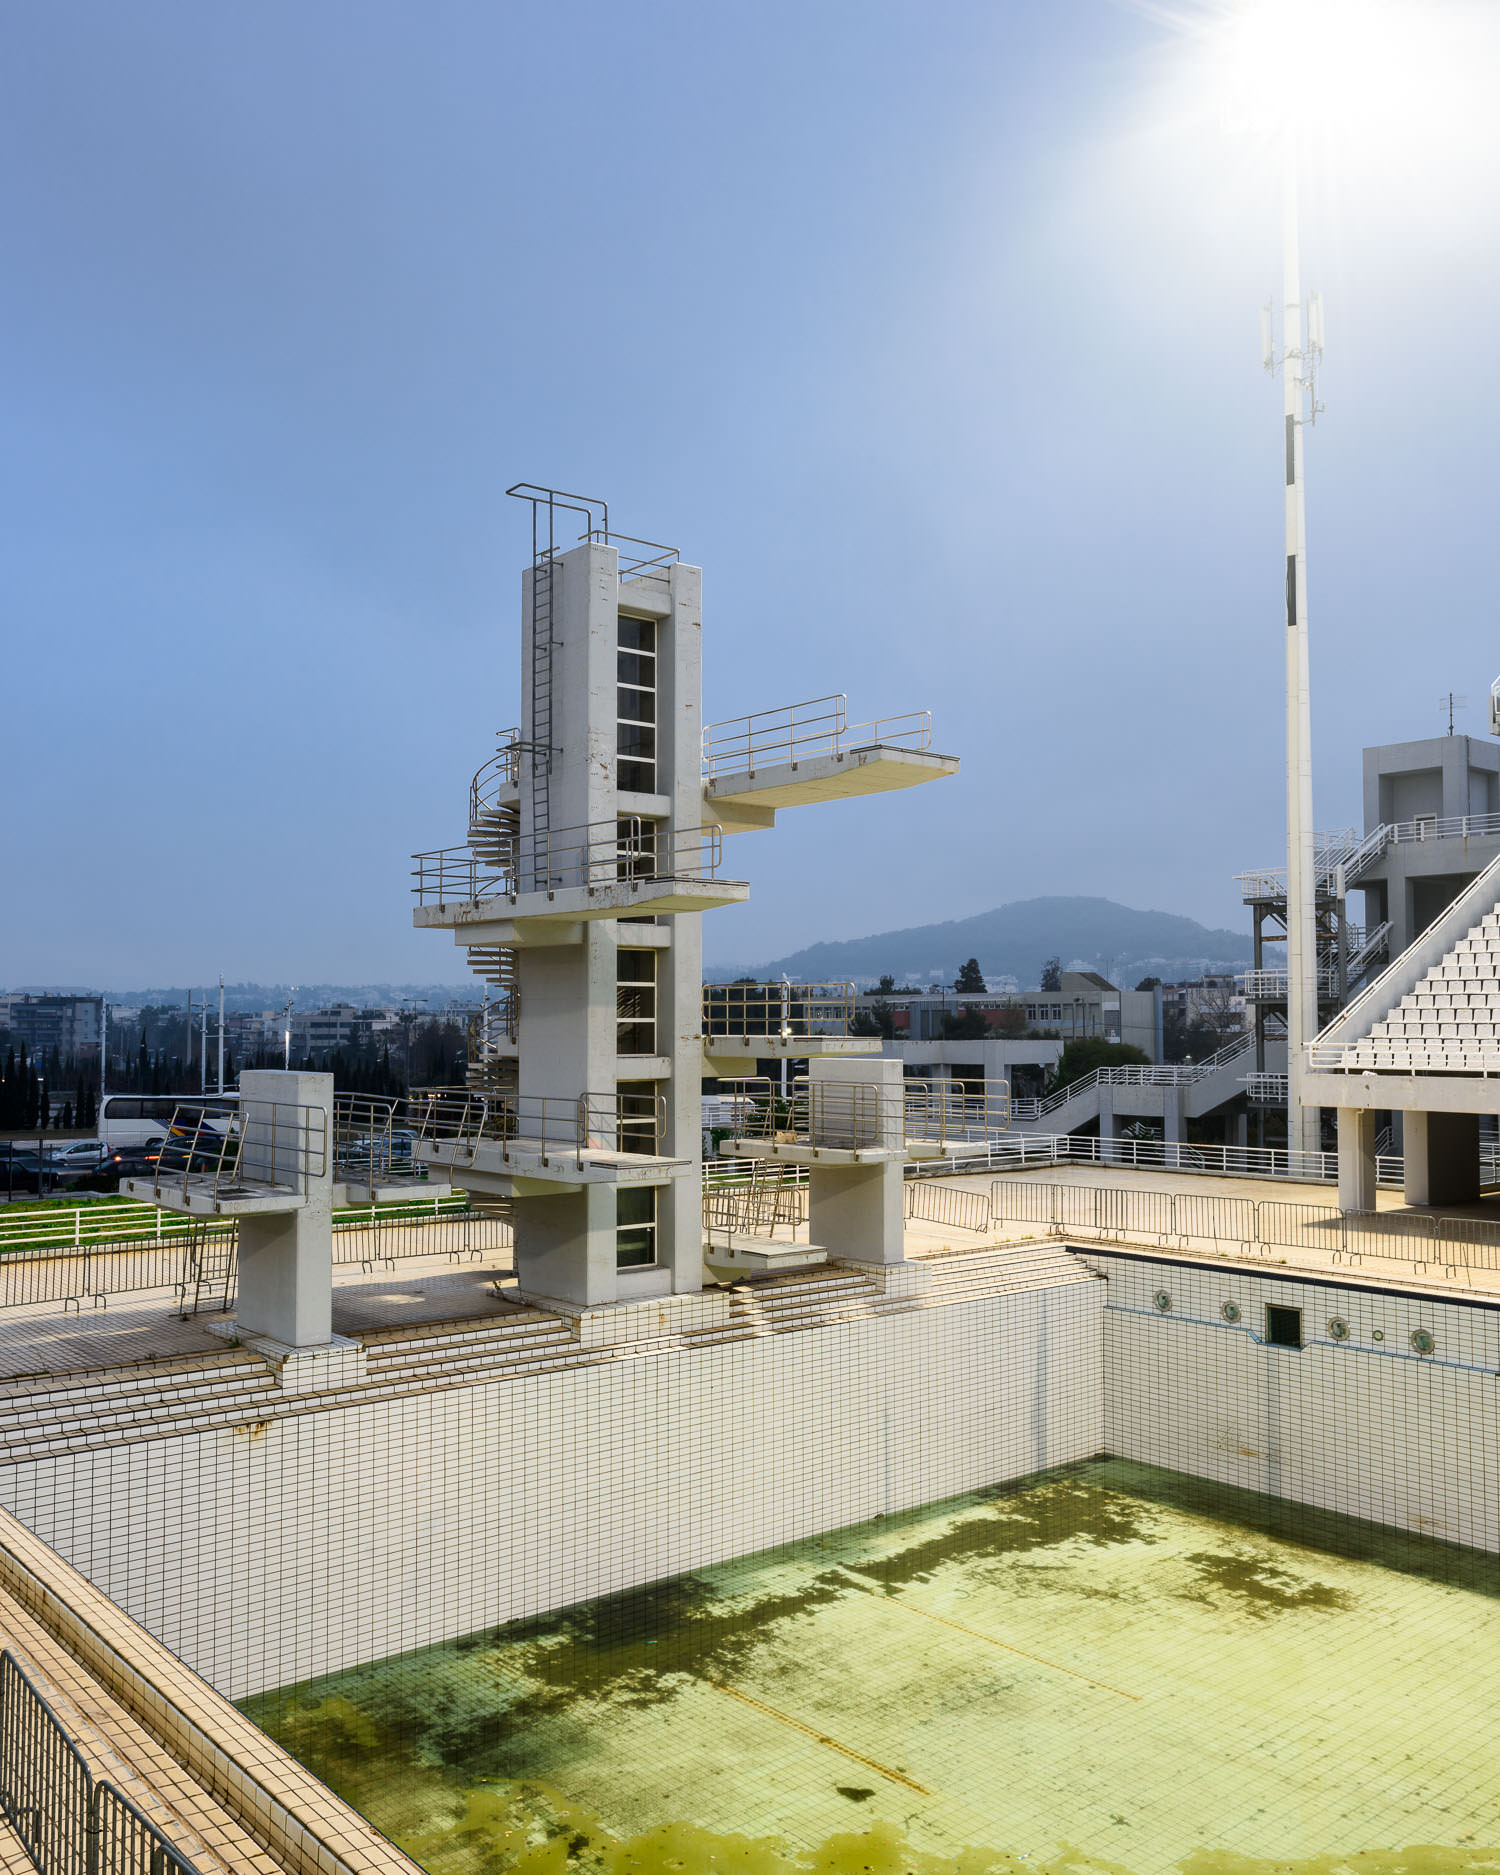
(1280, 125), (1321, 1159)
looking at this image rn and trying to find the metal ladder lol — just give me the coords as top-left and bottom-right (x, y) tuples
(529, 554), (555, 876)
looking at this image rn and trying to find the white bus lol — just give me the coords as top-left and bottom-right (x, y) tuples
(97, 1094), (235, 1151)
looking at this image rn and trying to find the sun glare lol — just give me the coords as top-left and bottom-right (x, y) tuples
(1136, 0), (1496, 156)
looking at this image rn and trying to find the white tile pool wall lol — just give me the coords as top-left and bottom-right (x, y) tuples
(1084, 1249), (1500, 1553)
(0, 1282), (1103, 1700)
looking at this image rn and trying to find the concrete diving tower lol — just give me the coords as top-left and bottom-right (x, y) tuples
(410, 485), (973, 1325)
(702, 695), (959, 836)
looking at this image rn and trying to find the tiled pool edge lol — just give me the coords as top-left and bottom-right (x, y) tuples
(0, 1503), (423, 1875)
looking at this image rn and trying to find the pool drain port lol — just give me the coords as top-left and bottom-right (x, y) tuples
(1410, 1327), (1435, 1355)
(1153, 1289), (1172, 1313)
(1221, 1301), (1241, 1324)
(1327, 1316), (1350, 1341)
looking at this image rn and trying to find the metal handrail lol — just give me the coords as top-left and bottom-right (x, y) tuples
(1384, 809), (1500, 845)
(1236, 813), (1500, 905)
(702, 981), (855, 1039)
(1235, 828), (1361, 900)
(408, 1086), (668, 1168)
(1309, 1039), (1500, 1074)
(1240, 968), (1341, 999)
(331, 1093), (419, 1195)
(468, 730), (522, 829)
(1012, 1032), (1256, 1120)
(702, 694), (933, 779)
(412, 819), (727, 903)
(146, 1098), (328, 1206)
(721, 1075), (1010, 1152)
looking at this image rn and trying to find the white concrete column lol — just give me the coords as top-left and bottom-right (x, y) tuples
(1336, 1106), (1377, 1214)
(1097, 1086), (1117, 1166)
(1162, 1089), (1186, 1145)
(1403, 1110), (1481, 1208)
(807, 1056), (906, 1265)
(234, 1069), (334, 1348)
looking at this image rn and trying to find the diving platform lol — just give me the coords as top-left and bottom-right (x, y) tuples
(409, 1087), (689, 1194)
(706, 745), (961, 835)
(701, 697), (959, 834)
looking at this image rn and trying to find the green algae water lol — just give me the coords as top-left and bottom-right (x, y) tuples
(245, 1461), (1500, 1875)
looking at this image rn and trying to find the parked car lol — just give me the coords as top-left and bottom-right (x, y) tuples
(44, 1139), (112, 1173)
(99, 1143), (163, 1189)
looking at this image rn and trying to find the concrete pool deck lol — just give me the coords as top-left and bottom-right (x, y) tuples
(0, 1164), (1493, 1384)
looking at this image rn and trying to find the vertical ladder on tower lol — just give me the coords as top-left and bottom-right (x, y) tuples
(507, 483), (611, 889)
(529, 551), (555, 876)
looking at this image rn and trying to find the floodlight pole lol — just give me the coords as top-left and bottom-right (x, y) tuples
(1281, 126), (1320, 1159)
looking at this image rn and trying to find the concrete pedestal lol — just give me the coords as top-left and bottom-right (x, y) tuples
(233, 1071), (335, 1350)
(1336, 1106), (1378, 1214)
(1403, 1111), (1481, 1207)
(809, 1161), (905, 1266)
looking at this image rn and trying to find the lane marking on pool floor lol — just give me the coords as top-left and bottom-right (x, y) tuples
(839, 1576), (1140, 1702)
(703, 1681), (933, 1795)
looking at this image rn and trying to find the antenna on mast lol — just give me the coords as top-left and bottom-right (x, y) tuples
(1440, 692), (1468, 736)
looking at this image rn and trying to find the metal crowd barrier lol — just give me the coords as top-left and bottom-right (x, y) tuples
(905, 1181), (990, 1233)
(0, 1650), (200, 1875)
(987, 1180), (1500, 1274)
(0, 1210), (515, 1316)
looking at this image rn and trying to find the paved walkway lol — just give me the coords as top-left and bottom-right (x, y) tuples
(0, 1250), (517, 1380)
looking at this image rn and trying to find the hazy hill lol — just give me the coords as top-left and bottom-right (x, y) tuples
(709, 896), (1251, 990)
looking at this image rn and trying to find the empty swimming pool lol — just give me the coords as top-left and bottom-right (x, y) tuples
(246, 1460), (1500, 1874)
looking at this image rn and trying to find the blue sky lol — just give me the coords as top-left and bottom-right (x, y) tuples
(4, 0), (1498, 984)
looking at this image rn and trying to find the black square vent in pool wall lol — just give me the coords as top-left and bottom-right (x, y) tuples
(1266, 1304), (1303, 1349)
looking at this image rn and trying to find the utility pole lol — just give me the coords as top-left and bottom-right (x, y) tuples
(1266, 126), (1324, 1161)
(200, 993), (208, 1093)
(282, 989), (297, 1071)
(217, 976), (225, 1094)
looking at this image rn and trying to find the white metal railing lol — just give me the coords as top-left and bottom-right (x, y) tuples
(721, 1075), (1010, 1153)
(1386, 809), (1500, 846)
(1236, 813), (1500, 906)
(1240, 968), (1341, 1000)
(1242, 1072), (1289, 1104)
(468, 729), (522, 830)
(1235, 829), (1360, 901)
(1346, 919), (1392, 978)
(412, 820), (728, 904)
(702, 981), (855, 1039)
(1009, 1033), (1255, 1122)
(408, 1086), (668, 1166)
(143, 1098), (328, 1206)
(1309, 1040), (1500, 1074)
(702, 694), (932, 779)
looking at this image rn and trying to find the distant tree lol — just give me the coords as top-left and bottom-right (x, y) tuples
(59, 1100), (74, 1131)
(853, 1000), (896, 1040)
(953, 958), (986, 994)
(939, 1007), (990, 1040)
(1040, 957), (1062, 991)
(1047, 1038), (1149, 1093)
(876, 975), (896, 995)
(1135, 976), (1161, 992)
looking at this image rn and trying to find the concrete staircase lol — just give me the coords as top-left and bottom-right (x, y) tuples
(0, 1247), (1092, 1466)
